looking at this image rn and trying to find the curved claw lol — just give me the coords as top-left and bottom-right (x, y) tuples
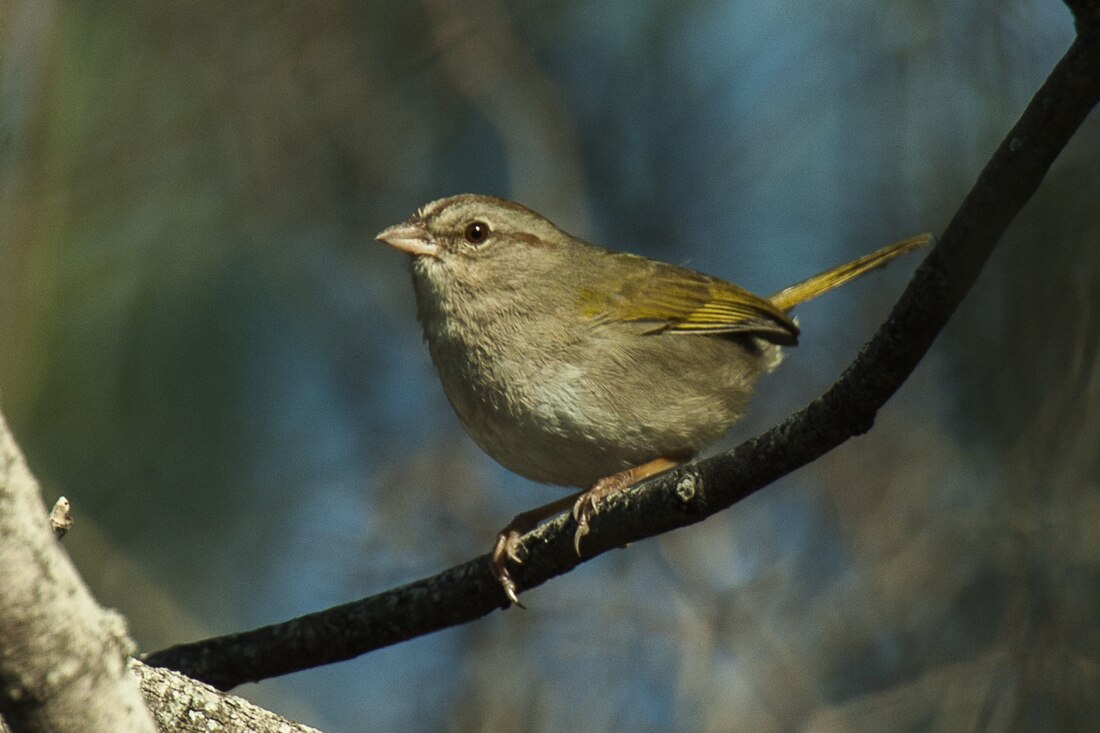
(498, 571), (525, 609)
(572, 493), (600, 556)
(491, 530), (527, 608)
(573, 523), (588, 556)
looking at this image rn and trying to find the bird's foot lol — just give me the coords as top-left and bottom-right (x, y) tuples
(571, 457), (684, 556)
(489, 493), (581, 608)
(571, 473), (629, 555)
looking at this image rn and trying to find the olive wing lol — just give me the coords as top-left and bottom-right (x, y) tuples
(578, 254), (799, 346)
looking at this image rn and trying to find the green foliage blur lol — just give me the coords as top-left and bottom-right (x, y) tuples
(2, 1), (1099, 730)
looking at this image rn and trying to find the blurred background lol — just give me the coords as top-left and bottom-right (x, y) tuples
(2, 0), (1099, 730)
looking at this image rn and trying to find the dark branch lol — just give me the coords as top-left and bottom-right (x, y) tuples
(145, 9), (1100, 691)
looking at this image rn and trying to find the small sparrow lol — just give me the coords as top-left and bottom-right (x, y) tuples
(377, 194), (928, 605)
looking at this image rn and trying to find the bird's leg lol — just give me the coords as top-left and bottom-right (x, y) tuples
(572, 457), (682, 555)
(491, 457), (682, 605)
(491, 491), (583, 607)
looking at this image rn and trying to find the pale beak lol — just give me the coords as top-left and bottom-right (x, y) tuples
(375, 223), (440, 258)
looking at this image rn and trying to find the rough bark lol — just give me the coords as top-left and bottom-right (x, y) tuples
(131, 661), (320, 733)
(0, 411), (156, 732)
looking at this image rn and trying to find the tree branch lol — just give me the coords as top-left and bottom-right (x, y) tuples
(146, 4), (1100, 692)
(0, 411), (157, 732)
(0, 410), (327, 732)
(131, 661), (321, 733)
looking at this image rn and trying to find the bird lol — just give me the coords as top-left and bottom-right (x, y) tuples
(377, 194), (929, 605)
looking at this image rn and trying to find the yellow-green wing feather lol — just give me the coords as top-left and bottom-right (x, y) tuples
(580, 254), (800, 345)
(577, 234), (929, 347)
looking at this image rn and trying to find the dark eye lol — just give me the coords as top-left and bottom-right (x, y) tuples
(463, 220), (491, 244)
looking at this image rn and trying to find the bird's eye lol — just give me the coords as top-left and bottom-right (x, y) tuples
(463, 221), (491, 245)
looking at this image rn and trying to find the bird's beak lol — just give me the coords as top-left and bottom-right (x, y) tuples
(375, 223), (440, 258)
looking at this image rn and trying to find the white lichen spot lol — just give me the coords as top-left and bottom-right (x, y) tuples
(676, 473), (697, 502)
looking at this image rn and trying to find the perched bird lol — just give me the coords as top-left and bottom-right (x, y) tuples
(377, 194), (928, 604)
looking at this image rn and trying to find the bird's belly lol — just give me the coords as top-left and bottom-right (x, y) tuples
(438, 359), (638, 487)
(430, 332), (780, 488)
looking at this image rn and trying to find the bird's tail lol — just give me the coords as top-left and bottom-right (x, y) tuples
(768, 233), (933, 312)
